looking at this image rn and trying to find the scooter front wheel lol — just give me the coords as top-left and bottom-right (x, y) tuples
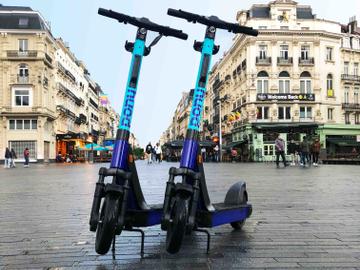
(230, 220), (245, 230)
(166, 195), (188, 254)
(95, 194), (120, 255)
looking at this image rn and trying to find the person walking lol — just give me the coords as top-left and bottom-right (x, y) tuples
(311, 138), (321, 166)
(23, 148), (30, 168)
(299, 136), (311, 167)
(155, 143), (162, 163)
(275, 134), (287, 168)
(288, 140), (298, 166)
(10, 148), (17, 168)
(214, 145), (219, 162)
(4, 147), (11, 168)
(201, 147), (206, 162)
(145, 142), (153, 164)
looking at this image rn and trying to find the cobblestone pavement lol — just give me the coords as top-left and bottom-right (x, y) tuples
(0, 161), (360, 269)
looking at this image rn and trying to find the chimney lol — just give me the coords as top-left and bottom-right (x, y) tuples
(349, 16), (357, 34)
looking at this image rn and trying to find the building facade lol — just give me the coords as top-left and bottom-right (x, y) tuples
(204, 0), (360, 161)
(0, 5), (119, 163)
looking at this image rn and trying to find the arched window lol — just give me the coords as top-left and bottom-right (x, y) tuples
(327, 74), (334, 97)
(257, 71), (269, 93)
(279, 71), (290, 93)
(19, 64), (28, 77)
(300, 71), (311, 94)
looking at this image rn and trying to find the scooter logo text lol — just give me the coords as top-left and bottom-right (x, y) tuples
(188, 87), (206, 131)
(120, 88), (136, 130)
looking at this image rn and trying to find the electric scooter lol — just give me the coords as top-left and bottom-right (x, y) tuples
(89, 8), (188, 256)
(161, 9), (258, 254)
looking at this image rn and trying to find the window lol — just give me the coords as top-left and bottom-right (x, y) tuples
(264, 145), (275, 156)
(279, 71), (290, 93)
(9, 119), (37, 130)
(259, 45), (267, 59)
(326, 47), (333, 61)
(345, 113), (350, 124)
(328, 108), (333, 120)
(14, 89), (30, 106)
(19, 18), (29, 27)
(355, 88), (359, 104)
(9, 140), (37, 159)
(300, 71), (311, 94)
(257, 71), (269, 93)
(300, 45), (310, 60)
(355, 114), (360, 124)
(300, 106), (312, 119)
(257, 106), (269, 120)
(19, 39), (28, 52)
(278, 106), (291, 120)
(344, 62), (349, 75)
(19, 64), (29, 77)
(280, 44), (289, 59)
(354, 63), (359, 76)
(344, 87), (350, 104)
(327, 74), (334, 97)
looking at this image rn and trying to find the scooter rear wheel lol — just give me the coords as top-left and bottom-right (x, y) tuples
(230, 220), (245, 230)
(166, 195), (188, 254)
(95, 194), (120, 255)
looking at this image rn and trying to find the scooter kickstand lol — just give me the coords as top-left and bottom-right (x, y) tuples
(125, 228), (145, 256)
(194, 228), (210, 254)
(112, 235), (116, 259)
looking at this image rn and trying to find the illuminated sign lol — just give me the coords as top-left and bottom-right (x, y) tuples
(257, 93), (315, 101)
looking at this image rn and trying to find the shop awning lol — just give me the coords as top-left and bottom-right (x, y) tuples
(254, 123), (318, 130)
(223, 140), (246, 150)
(327, 138), (360, 147)
(164, 140), (215, 149)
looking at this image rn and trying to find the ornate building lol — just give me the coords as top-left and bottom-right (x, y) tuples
(204, 0), (360, 161)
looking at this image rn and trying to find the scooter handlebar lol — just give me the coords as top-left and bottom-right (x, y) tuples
(98, 8), (188, 40)
(167, 8), (258, 36)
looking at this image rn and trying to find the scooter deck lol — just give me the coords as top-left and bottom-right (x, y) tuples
(196, 203), (252, 228)
(126, 204), (163, 227)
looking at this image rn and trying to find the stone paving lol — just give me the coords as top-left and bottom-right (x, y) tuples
(0, 161), (360, 269)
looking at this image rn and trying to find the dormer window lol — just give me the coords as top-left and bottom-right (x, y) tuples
(19, 18), (29, 28)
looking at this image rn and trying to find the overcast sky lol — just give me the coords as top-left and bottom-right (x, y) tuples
(3, 0), (360, 147)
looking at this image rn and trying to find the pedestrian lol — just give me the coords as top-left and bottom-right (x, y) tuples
(299, 136), (311, 167)
(4, 147), (11, 168)
(10, 148), (17, 168)
(214, 145), (219, 162)
(201, 147), (206, 162)
(155, 143), (162, 163)
(275, 134), (287, 168)
(23, 147), (30, 167)
(145, 142), (153, 164)
(231, 148), (238, 162)
(288, 140), (298, 166)
(311, 138), (321, 166)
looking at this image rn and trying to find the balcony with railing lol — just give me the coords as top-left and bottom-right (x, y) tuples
(7, 50), (37, 59)
(256, 57), (271, 66)
(299, 57), (314, 66)
(341, 74), (360, 82)
(277, 57), (293, 65)
(342, 103), (360, 111)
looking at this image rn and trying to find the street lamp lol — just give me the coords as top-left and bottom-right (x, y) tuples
(217, 95), (228, 162)
(87, 135), (94, 163)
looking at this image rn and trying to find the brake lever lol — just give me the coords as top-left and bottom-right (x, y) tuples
(144, 34), (163, 56)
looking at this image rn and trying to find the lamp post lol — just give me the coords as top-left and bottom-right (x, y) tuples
(217, 95), (227, 162)
(88, 135), (93, 163)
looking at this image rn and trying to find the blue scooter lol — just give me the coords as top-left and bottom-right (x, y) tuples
(89, 8), (188, 256)
(161, 9), (258, 254)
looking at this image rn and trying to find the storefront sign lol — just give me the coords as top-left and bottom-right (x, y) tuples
(257, 93), (315, 101)
(56, 133), (86, 140)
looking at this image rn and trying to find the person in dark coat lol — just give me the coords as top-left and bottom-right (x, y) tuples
(288, 140), (298, 166)
(4, 147), (11, 168)
(24, 148), (30, 168)
(10, 149), (17, 168)
(145, 142), (153, 164)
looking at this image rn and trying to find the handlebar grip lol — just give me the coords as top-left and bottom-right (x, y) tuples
(167, 8), (187, 20)
(98, 8), (128, 23)
(165, 29), (188, 40)
(231, 24), (258, 36)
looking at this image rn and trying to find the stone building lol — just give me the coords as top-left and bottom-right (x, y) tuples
(0, 5), (57, 162)
(204, 0), (360, 161)
(0, 5), (118, 163)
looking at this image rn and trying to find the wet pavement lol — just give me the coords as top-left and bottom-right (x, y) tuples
(0, 161), (360, 269)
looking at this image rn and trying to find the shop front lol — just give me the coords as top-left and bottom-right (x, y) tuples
(56, 132), (89, 161)
(232, 123), (318, 162)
